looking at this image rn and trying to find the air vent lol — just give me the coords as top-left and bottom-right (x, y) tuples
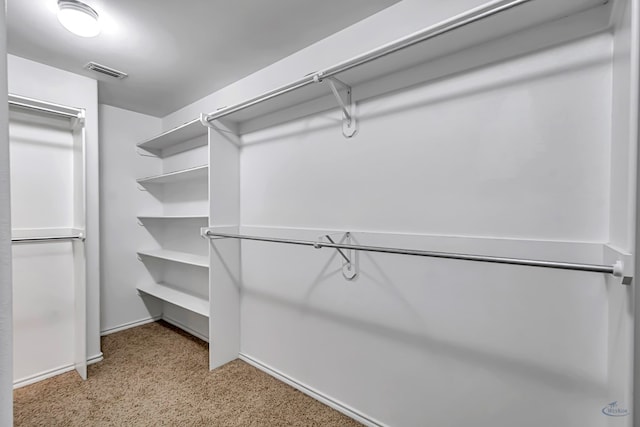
(84, 62), (128, 79)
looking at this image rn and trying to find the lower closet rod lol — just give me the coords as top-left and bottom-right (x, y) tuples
(203, 231), (622, 277)
(11, 235), (85, 244)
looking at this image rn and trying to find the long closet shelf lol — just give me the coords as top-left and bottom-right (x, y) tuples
(137, 118), (207, 157)
(201, 0), (609, 128)
(136, 165), (208, 185)
(137, 249), (209, 268)
(137, 282), (209, 317)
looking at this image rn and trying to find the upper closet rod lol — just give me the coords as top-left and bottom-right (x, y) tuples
(9, 94), (83, 120)
(9, 100), (79, 120)
(203, 0), (531, 124)
(203, 230), (624, 278)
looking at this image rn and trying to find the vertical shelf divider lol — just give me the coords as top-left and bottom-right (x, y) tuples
(206, 122), (242, 370)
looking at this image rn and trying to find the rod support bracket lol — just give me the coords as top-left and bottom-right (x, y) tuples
(317, 75), (357, 138)
(71, 110), (85, 130)
(603, 245), (633, 285)
(201, 228), (227, 240)
(321, 232), (358, 280)
(199, 112), (217, 129)
(613, 260), (624, 278)
(614, 261), (633, 286)
(200, 114), (225, 134)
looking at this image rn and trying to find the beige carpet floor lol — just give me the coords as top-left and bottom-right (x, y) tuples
(14, 321), (361, 426)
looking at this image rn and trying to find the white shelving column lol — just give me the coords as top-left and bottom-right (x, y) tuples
(135, 119), (211, 344)
(9, 96), (88, 385)
(205, 122), (241, 370)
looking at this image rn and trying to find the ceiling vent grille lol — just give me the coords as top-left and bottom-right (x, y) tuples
(84, 62), (128, 79)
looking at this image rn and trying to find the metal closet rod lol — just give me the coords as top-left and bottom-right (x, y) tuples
(203, 0), (532, 123)
(9, 100), (80, 120)
(12, 235), (85, 244)
(204, 231), (622, 277)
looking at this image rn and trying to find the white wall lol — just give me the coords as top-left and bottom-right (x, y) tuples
(9, 116), (76, 230)
(7, 55), (101, 361)
(240, 34), (611, 239)
(0, 0), (12, 423)
(98, 105), (162, 333)
(235, 33), (614, 427)
(11, 244), (75, 382)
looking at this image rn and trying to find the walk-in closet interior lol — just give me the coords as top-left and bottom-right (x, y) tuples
(0, 0), (639, 426)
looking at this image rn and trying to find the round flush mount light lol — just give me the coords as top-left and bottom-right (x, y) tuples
(57, 0), (100, 37)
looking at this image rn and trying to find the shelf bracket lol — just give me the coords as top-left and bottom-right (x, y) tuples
(318, 232), (358, 280)
(135, 146), (158, 158)
(314, 75), (357, 138)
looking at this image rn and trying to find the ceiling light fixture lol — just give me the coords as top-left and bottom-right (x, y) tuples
(57, 0), (100, 38)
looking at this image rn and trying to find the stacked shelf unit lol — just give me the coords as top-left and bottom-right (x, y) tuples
(135, 119), (210, 341)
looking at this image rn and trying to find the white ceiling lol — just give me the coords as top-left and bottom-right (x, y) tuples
(7, 0), (400, 117)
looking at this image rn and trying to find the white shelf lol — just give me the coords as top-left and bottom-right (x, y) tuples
(137, 165), (208, 185)
(137, 282), (209, 317)
(137, 215), (208, 220)
(137, 249), (209, 268)
(207, 0), (610, 132)
(137, 119), (207, 157)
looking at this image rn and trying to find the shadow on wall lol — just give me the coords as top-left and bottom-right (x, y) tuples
(243, 284), (607, 397)
(9, 116), (75, 150)
(210, 239), (242, 291)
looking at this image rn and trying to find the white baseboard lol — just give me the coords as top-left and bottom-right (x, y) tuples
(239, 353), (385, 427)
(13, 352), (103, 389)
(14, 352), (104, 389)
(162, 315), (209, 342)
(100, 316), (162, 336)
(13, 365), (76, 389)
(88, 352), (103, 365)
